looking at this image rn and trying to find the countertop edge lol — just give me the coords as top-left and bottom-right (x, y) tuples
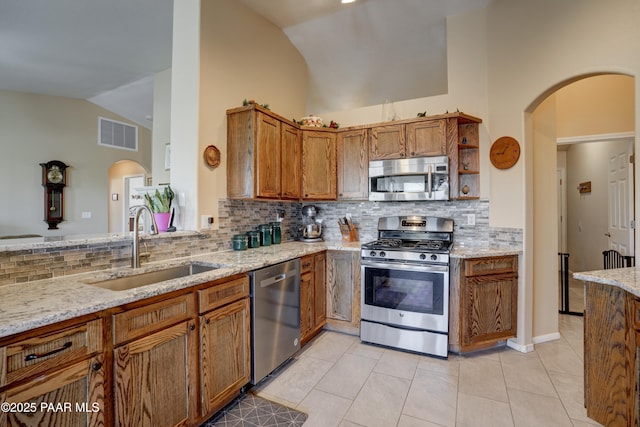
(0, 240), (521, 339)
(574, 268), (640, 298)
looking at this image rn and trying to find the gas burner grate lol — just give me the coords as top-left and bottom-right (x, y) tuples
(415, 241), (451, 251)
(370, 239), (404, 248)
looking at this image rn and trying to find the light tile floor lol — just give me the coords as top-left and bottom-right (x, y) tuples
(253, 315), (602, 427)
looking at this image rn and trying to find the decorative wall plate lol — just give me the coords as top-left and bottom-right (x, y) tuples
(204, 145), (221, 168)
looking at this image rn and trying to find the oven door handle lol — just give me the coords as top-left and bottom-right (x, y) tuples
(361, 260), (449, 273)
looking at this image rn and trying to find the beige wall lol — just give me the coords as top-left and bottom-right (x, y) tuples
(198, 0), (308, 228)
(486, 0), (639, 342)
(532, 95), (558, 339)
(152, 68), (172, 185)
(169, 0), (308, 231)
(556, 74), (635, 138)
(0, 91), (151, 238)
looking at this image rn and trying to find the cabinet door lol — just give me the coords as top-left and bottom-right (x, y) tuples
(0, 355), (105, 427)
(200, 298), (251, 416)
(114, 320), (197, 427)
(314, 252), (327, 327)
(326, 251), (360, 333)
(461, 274), (517, 350)
(227, 109), (255, 199)
(584, 283), (628, 425)
(255, 112), (281, 199)
(407, 119), (446, 157)
(369, 124), (405, 160)
(300, 271), (314, 341)
(302, 131), (337, 200)
(337, 129), (368, 200)
(281, 122), (301, 200)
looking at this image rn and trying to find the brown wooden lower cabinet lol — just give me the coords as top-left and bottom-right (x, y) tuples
(584, 282), (637, 425)
(449, 255), (518, 353)
(198, 276), (251, 416)
(114, 319), (197, 427)
(0, 355), (105, 427)
(326, 250), (361, 335)
(300, 252), (327, 344)
(0, 317), (104, 427)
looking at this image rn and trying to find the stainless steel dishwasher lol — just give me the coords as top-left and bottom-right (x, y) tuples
(250, 258), (301, 384)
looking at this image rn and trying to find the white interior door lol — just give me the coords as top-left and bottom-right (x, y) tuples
(123, 175), (145, 233)
(607, 141), (634, 255)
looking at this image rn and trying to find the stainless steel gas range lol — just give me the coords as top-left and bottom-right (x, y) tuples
(360, 216), (453, 358)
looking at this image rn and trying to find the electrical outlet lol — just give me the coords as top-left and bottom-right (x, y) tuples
(466, 214), (475, 226)
(81, 211), (92, 219)
(200, 215), (214, 229)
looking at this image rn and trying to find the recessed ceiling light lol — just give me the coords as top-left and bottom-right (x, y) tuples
(341, 0), (357, 4)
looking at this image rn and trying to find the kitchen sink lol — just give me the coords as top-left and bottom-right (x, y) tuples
(83, 262), (221, 291)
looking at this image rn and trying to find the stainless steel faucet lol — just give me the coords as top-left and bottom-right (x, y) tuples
(132, 205), (158, 268)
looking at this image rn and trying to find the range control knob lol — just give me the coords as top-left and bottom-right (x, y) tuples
(379, 251), (386, 258)
(419, 253), (427, 260)
(370, 251), (377, 257)
(430, 254), (438, 261)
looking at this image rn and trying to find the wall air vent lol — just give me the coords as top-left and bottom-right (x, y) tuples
(98, 117), (138, 151)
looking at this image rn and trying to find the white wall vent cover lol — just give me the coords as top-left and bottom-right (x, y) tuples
(98, 116), (138, 151)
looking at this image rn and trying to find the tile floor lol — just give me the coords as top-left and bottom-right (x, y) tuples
(253, 315), (602, 427)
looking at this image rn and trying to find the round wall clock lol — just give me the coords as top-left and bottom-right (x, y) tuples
(490, 136), (520, 170)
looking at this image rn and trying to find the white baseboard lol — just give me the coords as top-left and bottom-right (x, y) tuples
(507, 338), (535, 353)
(532, 332), (561, 345)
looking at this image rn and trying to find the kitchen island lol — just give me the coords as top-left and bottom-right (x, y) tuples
(573, 267), (640, 426)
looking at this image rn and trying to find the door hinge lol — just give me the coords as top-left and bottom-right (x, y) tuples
(631, 220), (636, 229)
(630, 154), (635, 164)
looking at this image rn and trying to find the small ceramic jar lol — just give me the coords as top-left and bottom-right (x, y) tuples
(232, 234), (248, 251)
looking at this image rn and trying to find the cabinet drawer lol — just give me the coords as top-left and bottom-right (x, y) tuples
(0, 319), (103, 387)
(464, 256), (518, 277)
(198, 275), (249, 314)
(300, 255), (314, 274)
(113, 294), (195, 345)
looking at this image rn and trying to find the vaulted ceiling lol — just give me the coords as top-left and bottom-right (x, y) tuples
(0, 0), (490, 126)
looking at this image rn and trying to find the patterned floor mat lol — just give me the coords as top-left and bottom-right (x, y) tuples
(202, 393), (307, 427)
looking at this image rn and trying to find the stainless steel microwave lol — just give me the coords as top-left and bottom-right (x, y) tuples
(369, 156), (449, 201)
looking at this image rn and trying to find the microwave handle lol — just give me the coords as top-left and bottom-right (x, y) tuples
(428, 163), (433, 199)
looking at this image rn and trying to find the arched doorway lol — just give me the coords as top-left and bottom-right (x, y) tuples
(527, 73), (635, 343)
(108, 160), (149, 233)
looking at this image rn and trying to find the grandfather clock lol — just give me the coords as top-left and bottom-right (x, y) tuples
(40, 160), (68, 230)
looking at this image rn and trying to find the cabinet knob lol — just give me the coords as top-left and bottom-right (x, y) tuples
(189, 324), (196, 331)
(92, 362), (103, 371)
(205, 318), (210, 325)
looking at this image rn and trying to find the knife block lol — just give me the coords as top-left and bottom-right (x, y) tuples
(339, 221), (359, 242)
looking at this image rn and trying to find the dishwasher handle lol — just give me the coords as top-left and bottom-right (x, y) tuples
(259, 270), (298, 288)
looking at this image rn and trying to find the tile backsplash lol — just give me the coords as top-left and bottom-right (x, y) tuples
(0, 198), (521, 286)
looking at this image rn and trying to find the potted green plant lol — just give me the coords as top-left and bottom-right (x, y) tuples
(144, 186), (174, 232)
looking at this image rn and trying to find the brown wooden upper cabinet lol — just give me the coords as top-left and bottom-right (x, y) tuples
(369, 119), (447, 160)
(228, 105), (482, 201)
(337, 129), (368, 200)
(301, 129), (337, 200)
(407, 119), (446, 157)
(227, 105), (301, 200)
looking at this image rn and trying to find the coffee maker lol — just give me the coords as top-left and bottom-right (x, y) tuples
(300, 205), (323, 242)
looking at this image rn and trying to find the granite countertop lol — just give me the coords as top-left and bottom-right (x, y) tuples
(0, 241), (359, 339)
(573, 267), (640, 298)
(450, 244), (522, 258)
(0, 240), (519, 339)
